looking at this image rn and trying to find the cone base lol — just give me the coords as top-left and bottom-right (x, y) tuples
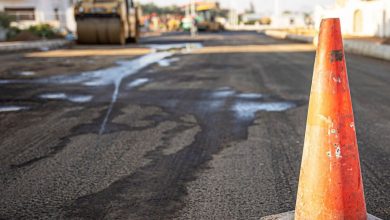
(260, 211), (382, 220)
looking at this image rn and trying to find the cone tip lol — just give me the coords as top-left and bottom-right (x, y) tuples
(318, 17), (342, 45)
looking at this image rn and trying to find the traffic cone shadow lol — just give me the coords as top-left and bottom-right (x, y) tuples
(261, 18), (381, 220)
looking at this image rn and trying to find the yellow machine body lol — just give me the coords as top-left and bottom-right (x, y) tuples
(196, 2), (223, 32)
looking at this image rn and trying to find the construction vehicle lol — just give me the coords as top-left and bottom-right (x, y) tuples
(195, 2), (224, 32)
(74, 0), (140, 45)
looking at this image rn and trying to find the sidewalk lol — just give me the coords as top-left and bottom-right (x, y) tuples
(0, 39), (71, 53)
(263, 30), (390, 61)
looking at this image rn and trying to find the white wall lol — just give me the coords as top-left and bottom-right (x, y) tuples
(383, 1), (390, 37)
(314, 0), (390, 37)
(272, 13), (307, 28)
(0, 0), (76, 32)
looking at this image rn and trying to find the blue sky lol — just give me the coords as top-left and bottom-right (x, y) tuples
(138, 0), (335, 13)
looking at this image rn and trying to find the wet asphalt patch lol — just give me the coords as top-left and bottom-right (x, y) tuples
(65, 86), (303, 219)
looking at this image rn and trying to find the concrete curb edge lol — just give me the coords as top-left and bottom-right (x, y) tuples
(263, 30), (390, 61)
(0, 39), (71, 53)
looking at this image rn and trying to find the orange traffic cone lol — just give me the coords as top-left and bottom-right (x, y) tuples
(295, 18), (366, 219)
(261, 18), (381, 220)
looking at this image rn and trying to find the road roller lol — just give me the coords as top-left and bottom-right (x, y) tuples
(195, 2), (224, 32)
(74, 0), (140, 45)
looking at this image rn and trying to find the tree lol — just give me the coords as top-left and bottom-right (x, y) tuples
(0, 12), (13, 28)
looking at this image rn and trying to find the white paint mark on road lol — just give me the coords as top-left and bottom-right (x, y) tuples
(67, 95), (93, 103)
(157, 60), (170, 67)
(212, 89), (235, 98)
(236, 93), (263, 99)
(148, 43), (203, 52)
(17, 71), (35, 76)
(127, 78), (149, 88)
(39, 93), (93, 103)
(0, 106), (29, 112)
(40, 93), (67, 99)
(158, 57), (180, 67)
(232, 101), (296, 119)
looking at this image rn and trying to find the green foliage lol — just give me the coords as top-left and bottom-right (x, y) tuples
(6, 26), (21, 39)
(244, 20), (257, 25)
(0, 12), (13, 28)
(28, 24), (56, 38)
(0, 14), (59, 40)
(141, 3), (183, 16)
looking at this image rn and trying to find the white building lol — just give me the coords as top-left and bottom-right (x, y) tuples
(0, 0), (77, 33)
(314, 0), (390, 37)
(272, 12), (308, 28)
(271, 0), (309, 29)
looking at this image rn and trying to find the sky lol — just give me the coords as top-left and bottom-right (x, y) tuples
(138, 0), (335, 14)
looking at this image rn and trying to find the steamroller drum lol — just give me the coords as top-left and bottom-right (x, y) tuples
(76, 18), (99, 44)
(96, 19), (109, 44)
(76, 18), (125, 44)
(106, 18), (126, 45)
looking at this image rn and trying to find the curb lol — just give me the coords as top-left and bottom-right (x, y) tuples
(263, 30), (390, 61)
(263, 30), (313, 44)
(0, 39), (71, 53)
(343, 40), (390, 61)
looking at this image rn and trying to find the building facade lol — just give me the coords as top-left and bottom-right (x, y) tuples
(315, 0), (390, 37)
(272, 12), (308, 28)
(0, 0), (77, 32)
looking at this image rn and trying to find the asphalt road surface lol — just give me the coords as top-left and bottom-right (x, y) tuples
(0, 31), (389, 219)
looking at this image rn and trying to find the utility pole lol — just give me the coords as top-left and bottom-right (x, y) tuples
(190, 0), (196, 37)
(185, 1), (190, 18)
(228, 0), (237, 29)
